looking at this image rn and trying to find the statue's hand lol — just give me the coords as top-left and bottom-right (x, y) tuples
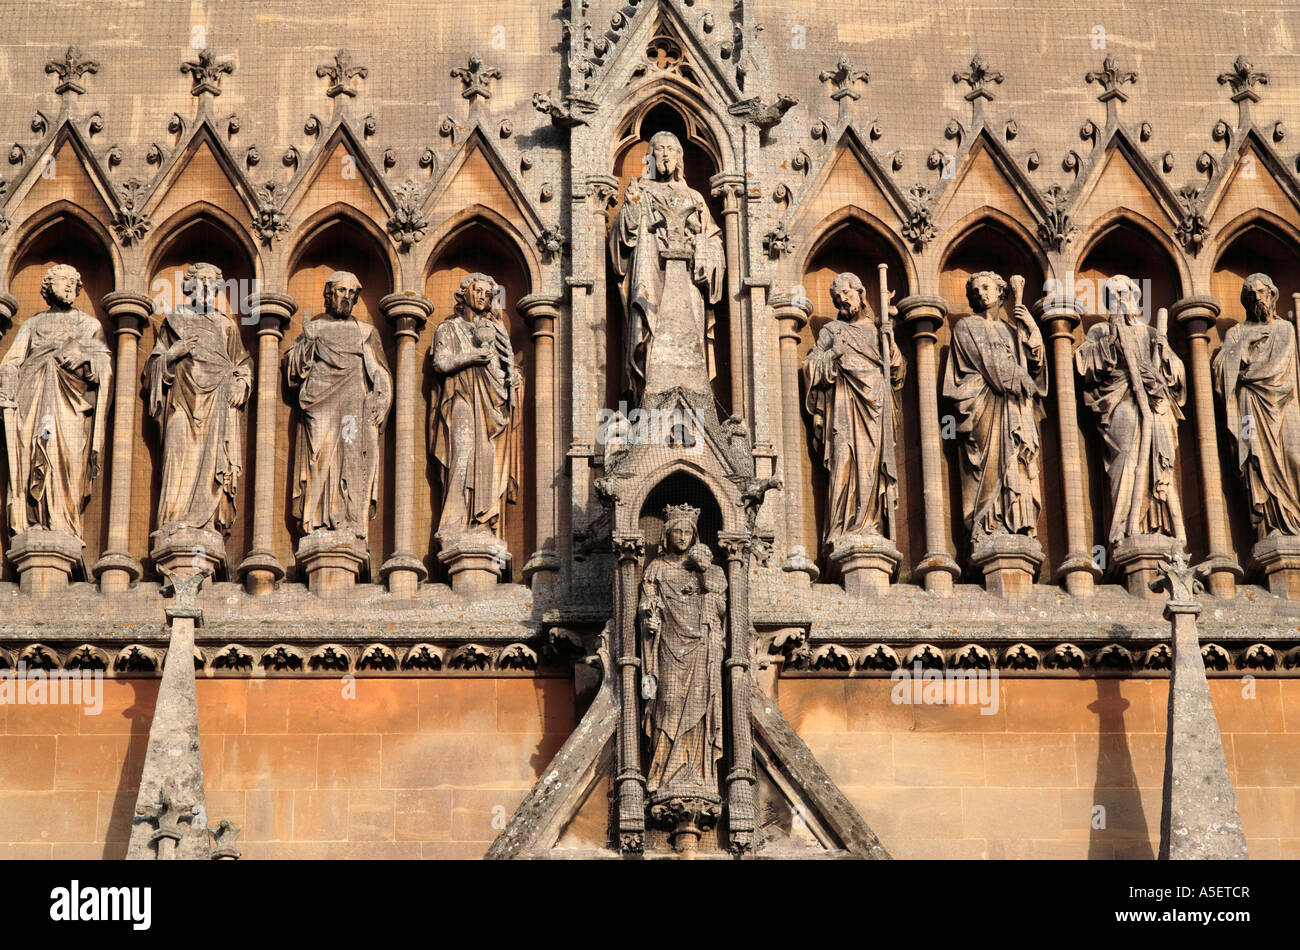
(88, 450), (100, 480)
(625, 178), (642, 203)
(466, 345), (494, 368)
(641, 611), (661, 636)
(166, 336), (195, 365)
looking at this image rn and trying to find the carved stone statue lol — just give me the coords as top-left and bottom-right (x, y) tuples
(0, 264), (112, 589)
(1212, 273), (1300, 537)
(1075, 275), (1187, 547)
(943, 271), (1047, 543)
(638, 503), (726, 851)
(610, 130), (724, 404)
(804, 272), (906, 546)
(283, 271), (391, 590)
(144, 263), (252, 574)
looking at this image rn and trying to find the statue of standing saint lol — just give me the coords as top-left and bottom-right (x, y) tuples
(609, 131), (724, 405)
(803, 272), (906, 546)
(1212, 273), (1300, 538)
(284, 272), (392, 587)
(144, 262), (252, 574)
(0, 264), (112, 587)
(1075, 275), (1187, 547)
(638, 503), (726, 851)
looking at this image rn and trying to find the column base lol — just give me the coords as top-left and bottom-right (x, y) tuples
(380, 552), (428, 596)
(781, 545), (820, 589)
(9, 528), (83, 595)
(1113, 534), (1183, 599)
(1252, 536), (1300, 599)
(521, 549), (560, 591)
(237, 549), (285, 596)
(1199, 552), (1243, 599)
(915, 551), (960, 596)
(829, 533), (901, 598)
(438, 531), (508, 595)
(151, 525), (227, 580)
(297, 530), (368, 596)
(1054, 553), (1102, 597)
(92, 549), (143, 593)
(972, 534), (1043, 599)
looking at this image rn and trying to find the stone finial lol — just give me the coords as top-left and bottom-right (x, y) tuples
(1086, 54), (1137, 125)
(450, 54), (502, 101)
(181, 48), (235, 98)
(1149, 549), (1203, 612)
(45, 46), (99, 96)
(819, 53), (869, 121)
(1217, 54), (1268, 127)
(952, 53), (1003, 123)
(317, 50), (367, 99)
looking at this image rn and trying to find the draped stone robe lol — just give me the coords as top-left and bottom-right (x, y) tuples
(284, 316), (392, 539)
(0, 309), (112, 540)
(638, 554), (726, 803)
(942, 314), (1047, 542)
(1075, 321), (1187, 542)
(609, 178), (724, 402)
(430, 314), (522, 542)
(1212, 316), (1300, 537)
(804, 318), (906, 543)
(145, 308), (252, 534)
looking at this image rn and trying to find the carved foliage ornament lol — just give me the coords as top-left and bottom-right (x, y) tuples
(181, 48), (235, 97)
(317, 50), (367, 98)
(819, 53), (869, 102)
(901, 183), (937, 249)
(46, 46), (99, 96)
(387, 180), (428, 249)
(112, 178), (151, 246)
(1037, 184), (1077, 252)
(450, 54), (502, 101)
(251, 182), (289, 245)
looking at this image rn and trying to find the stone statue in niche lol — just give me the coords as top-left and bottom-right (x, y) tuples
(1075, 275), (1187, 547)
(1212, 273), (1300, 536)
(610, 130), (724, 405)
(0, 264), (112, 590)
(942, 271), (1046, 594)
(429, 272), (522, 592)
(144, 262), (253, 576)
(1212, 272), (1300, 597)
(283, 271), (392, 590)
(637, 503), (726, 853)
(803, 271), (905, 593)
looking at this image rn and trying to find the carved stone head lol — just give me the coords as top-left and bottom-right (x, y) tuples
(1103, 274), (1142, 323)
(663, 502), (700, 554)
(182, 262), (224, 314)
(323, 271), (362, 318)
(1241, 272), (1278, 323)
(40, 264), (82, 310)
(829, 272), (869, 322)
(647, 131), (685, 182)
(964, 271), (1007, 315)
(454, 272), (497, 320)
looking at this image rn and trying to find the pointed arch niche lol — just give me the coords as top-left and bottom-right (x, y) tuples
(1210, 218), (1300, 565)
(422, 215), (534, 582)
(606, 99), (733, 415)
(3, 208), (117, 580)
(797, 217), (913, 582)
(138, 210), (259, 577)
(1075, 220), (1204, 570)
(638, 470), (724, 570)
(938, 218), (1056, 578)
(283, 210), (397, 580)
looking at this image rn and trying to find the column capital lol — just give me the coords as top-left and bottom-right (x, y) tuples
(517, 293), (563, 331)
(1170, 294), (1222, 336)
(379, 291), (432, 339)
(243, 290), (297, 336)
(584, 174), (619, 215)
(101, 291), (155, 337)
(0, 291), (18, 338)
(709, 172), (747, 210)
(770, 293), (812, 335)
(1033, 294), (1086, 334)
(612, 533), (645, 562)
(897, 294), (949, 339)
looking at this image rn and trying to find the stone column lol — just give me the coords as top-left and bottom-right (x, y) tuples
(1036, 295), (1099, 596)
(612, 534), (646, 854)
(237, 291), (296, 595)
(519, 294), (563, 592)
(770, 295), (818, 588)
(1171, 296), (1241, 598)
(719, 532), (756, 856)
(898, 295), (960, 594)
(1149, 557), (1248, 860)
(93, 291), (153, 592)
(711, 173), (748, 417)
(378, 292), (432, 597)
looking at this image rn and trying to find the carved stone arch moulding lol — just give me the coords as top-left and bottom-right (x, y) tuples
(3, 199), (125, 290)
(145, 202), (263, 289)
(1071, 209), (1192, 299)
(939, 205), (1053, 290)
(614, 460), (746, 539)
(1210, 208), (1300, 263)
(792, 206), (918, 299)
(610, 87), (731, 176)
(421, 204), (541, 295)
(286, 201), (400, 291)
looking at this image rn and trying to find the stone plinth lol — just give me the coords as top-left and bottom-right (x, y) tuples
(971, 534), (1043, 599)
(296, 530), (368, 596)
(439, 531), (509, 595)
(1251, 535), (1300, 599)
(8, 528), (82, 594)
(829, 534), (901, 597)
(1114, 534), (1182, 599)
(151, 525), (227, 579)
